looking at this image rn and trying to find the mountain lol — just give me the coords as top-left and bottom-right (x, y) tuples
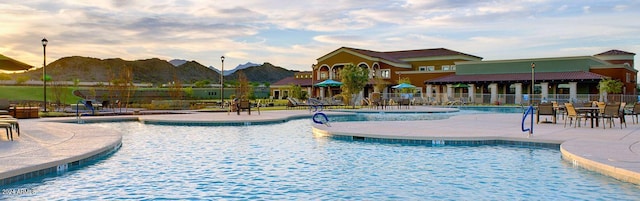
(169, 59), (188, 66)
(224, 62), (259, 76)
(226, 62), (296, 83)
(20, 56), (221, 85)
(15, 56), (294, 85)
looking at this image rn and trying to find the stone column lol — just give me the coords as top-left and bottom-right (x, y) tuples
(489, 83), (498, 104)
(320, 87), (325, 98)
(540, 82), (549, 102)
(446, 84), (453, 102)
(426, 84), (433, 101)
(569, 82), (578, 103)
(468, 84), (475, 103)
(514, 83), (523, 104)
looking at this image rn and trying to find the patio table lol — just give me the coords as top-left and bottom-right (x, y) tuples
(576, 107), (600, 128)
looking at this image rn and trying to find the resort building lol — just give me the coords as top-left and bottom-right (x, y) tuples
(270, 71), (312, 99)
(425, 49), (637, 104)
(309, 47), (636, 105)
(311, 47), (482, 99)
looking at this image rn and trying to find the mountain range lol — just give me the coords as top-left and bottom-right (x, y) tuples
(169, 59), (259, 76)
(16, 56), (296, 85)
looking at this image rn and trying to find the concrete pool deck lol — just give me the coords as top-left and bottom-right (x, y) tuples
(1, 106), (639, 185)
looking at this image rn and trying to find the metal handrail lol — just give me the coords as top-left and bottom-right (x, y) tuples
(521, 105), (534, 137)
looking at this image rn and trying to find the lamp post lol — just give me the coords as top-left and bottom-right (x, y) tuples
(531, 62), (535, 106)
(42, 38), (48, 112)
(311, 64), (316, 98)
(220, 56), (225, 108)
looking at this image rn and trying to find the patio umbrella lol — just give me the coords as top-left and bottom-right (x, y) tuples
(315, 79), (342, 97)
(451, 83), (469, 88)
(451, 83), (469, 99)
(0, 54), (33, 71)
(391, 83), (416, 89)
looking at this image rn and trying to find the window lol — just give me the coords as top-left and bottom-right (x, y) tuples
(442, 65), (456, 71)
(320, 72), (328, 79)
(380, 69), (391, 79)
(427, 66), (435, 71)
(418, 66), (427, 71)
(626, 73), (630, 83)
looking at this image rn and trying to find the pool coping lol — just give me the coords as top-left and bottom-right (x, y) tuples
(1, 107), (639, 186)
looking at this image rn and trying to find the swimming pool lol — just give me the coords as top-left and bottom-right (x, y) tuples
(4, 119), (640, 200)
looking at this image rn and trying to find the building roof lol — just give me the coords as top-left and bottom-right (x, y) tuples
(272, 76), (313, 86)
(595, 49), (636, 56)
(344, 47), (483, 62)
(425, 71), (605, 84)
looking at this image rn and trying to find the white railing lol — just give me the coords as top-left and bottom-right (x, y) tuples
(370, 93), (639, 105)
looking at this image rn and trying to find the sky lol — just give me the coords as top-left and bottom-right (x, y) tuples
(1, 0), (639, 72)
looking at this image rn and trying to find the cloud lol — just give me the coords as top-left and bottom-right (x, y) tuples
(0, 0), (638, 72)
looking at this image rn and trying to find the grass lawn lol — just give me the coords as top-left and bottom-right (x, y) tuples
(0, 86), (82, 104)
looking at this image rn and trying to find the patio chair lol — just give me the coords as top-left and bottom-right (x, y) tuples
(564, 103), (585, 128)
(630, 102), (640, 124)
(536, 102), (556, 124)
(399, 98), (411, 109)
(0, 99), (11, 116)
(601, 103), (622, 129)
(237, 99), (251, 115)
(0, 115), (19, 137)
(0, 122), (13, 141)
(552, 101), (565, 120)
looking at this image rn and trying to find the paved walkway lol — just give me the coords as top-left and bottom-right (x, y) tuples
(1, 106), (639, 185)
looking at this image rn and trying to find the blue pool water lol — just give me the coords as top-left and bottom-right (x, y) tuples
(4, 119), (640, 200)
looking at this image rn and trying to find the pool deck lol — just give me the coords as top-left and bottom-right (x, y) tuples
(1, 106), (639, 185)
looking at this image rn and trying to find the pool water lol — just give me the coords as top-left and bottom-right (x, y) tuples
(4, 120), (640, 200)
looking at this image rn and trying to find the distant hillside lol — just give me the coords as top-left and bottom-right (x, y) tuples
(226, 62), (296, 83)
(224, 62), (260, 76)
(14, 56), (294, 85)
(20, 56), (221, 85)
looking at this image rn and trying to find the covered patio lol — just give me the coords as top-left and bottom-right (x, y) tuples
(424, 71), (605, 105)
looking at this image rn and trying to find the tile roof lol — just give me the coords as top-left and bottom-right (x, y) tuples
(595, 49), (636, 56)
(425, 71), (605, 84)
(344, 47), (483, 63)
(272, 76), (313, 86)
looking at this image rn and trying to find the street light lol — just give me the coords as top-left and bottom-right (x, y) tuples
(531, 62), (535, 106)
(42, 38), (48, 112)
(311, 64), (316, 98)
(220, 56), (225, 108)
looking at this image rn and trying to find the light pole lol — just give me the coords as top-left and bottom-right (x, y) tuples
(42, 38), (48, 112)
(220, 56), (225, 108)
(531, 62), (535, 106)
(311, 64), (316, 98)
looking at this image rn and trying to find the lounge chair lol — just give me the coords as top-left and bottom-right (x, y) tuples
(536, 102), (556, 124)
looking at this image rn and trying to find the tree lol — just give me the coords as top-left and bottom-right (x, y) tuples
(599, 78), (623, 94)
(339, 63), (369, 107)
(194, 80), (210, 88)
(0, 73), (10, 81)
(598, 78), (623, 102)
(235, 71), (251, 99)
(289, 84), (308, 100)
